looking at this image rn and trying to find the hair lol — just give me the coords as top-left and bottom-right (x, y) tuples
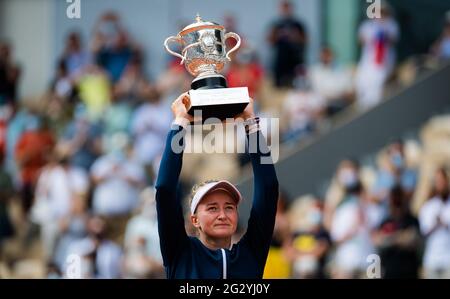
(389, 184), (405, 208)
(428, 167), (450, 199)
(188, 179), (220, 214)
(184, 179), (221, 236)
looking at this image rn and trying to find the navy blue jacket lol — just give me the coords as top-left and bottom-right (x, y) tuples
(155, 125), (279, 279)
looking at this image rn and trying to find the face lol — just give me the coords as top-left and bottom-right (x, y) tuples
(434, 170), (449, 194)
(320, 48), (333, 65)
(68, 33), (81, 51)
(337, 160), (358, 187)
(280, 1), (293, 17)
(191, 190), (238, 240)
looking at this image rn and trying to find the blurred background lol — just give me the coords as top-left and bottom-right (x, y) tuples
(1, 0), (450, 279)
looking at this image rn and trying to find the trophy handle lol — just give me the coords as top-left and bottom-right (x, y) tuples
(164, 36), (185, 64)
(224, 32), (241, 61)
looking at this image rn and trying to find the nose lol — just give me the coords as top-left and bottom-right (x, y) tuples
(217, 209), (227, 220)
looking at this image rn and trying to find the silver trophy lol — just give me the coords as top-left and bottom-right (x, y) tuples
(164, 14), (250, 120)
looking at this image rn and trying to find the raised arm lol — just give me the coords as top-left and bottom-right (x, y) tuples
(238, 101), (279, 262)
(155, 93), (193, 266)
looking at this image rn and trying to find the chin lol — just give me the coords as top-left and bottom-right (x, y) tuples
(211, 228), (235, 238)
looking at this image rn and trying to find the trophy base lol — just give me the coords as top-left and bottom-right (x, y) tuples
(191, 75), (227, 90)
(188, 87), (250, 121)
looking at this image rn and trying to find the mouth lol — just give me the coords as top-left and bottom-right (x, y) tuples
(214, 224), (230, 228)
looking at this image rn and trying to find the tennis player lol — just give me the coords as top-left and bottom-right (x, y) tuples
(155, 92), (279, 279)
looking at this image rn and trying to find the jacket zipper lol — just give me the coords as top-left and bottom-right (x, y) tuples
(220, 248), (227, 279)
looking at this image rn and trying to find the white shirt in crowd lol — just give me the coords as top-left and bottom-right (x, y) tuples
(358, 18), (399, 71)
(130, 100), (172, 165)
(91, 154), (146, 216)
(355, 18), (399, 109)
(282, 90), (325, 132)
(330, 196), (375, 273)
(124, 215), (162, 262)
(33, 164), (89, 221)
(64, 237), (123, 279)
(419, 196), (450, 270)
(309, 64), (354, 101)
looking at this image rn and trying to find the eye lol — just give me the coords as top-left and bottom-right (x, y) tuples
(208, 207), (217, 212)
(226, 206), (235, 211)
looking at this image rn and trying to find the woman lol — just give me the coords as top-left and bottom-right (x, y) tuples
(419, 168), (450, 279)
(329, 169), (374, 279)
(155, 92), (279, 279)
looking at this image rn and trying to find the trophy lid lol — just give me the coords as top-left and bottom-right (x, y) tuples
(179, 14), (224, 35)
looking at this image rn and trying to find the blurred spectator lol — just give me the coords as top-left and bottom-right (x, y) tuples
(59, 103), (103, 171)
(60, 31), (91, 78)
(373, 185), (421, 278)
(5, 108), (36, 187)
(31, 146), (89, 263)
(324, 159), (385, 232)
(103, 60), (145, 142)
(324, 159), (357, 231)
(355, 2), (399, 109)
(225, 46), (264, 100)
(309, 46), (354, 117)
(329, 178), (374, 278)
(281, 77), (325, 143)
(50, 59), (74, 102)
(267, 0), (307, 88)
(15, 116), (55, 214)
(431, 11), (450, 60)
(90, 132), (145, 242)
(0, 150), (15, 250)
(371, 141), (417, 204)
(130, 95), (172, 169)
(418, 168), (450, 279)
(263, 194), (292, 278)
(92, 12), (140, 83)
(123, 188), (164, 278)
(0, 41), (21, 108)
(64, 216), (123, 279)
(113, 55), (155, 107)
(156, 22), (191, 97)
(75, 64), (111, 121)
(53, 194), (89, 273)
(0, 113), (7, 159)
(289, 199), (331, 279)
(156, 57), (190, 98)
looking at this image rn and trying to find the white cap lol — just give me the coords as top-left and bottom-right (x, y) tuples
(190, 180), (242, 215)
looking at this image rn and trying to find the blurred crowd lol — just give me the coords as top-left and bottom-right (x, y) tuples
(0, 1), (450, 278)
(263, 130), (450, 279)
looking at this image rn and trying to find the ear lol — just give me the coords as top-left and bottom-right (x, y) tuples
(190, 215), (200, 228)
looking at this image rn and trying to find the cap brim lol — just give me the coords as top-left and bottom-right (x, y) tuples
(190, 180), (242, 215)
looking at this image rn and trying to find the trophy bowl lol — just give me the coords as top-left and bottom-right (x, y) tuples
(164, 14), (250, 120)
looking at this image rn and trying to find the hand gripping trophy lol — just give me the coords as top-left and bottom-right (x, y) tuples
(164, 14), (250, 121)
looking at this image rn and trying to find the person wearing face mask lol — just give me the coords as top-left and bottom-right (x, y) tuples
(289, 199), (331, 279)
(419, 168), (450, 279)
(371, 141), (417, 204)
(123, 188), (164, 278)
(90, 132), (146, 244)
(328, 160), (375, 278)
(373, 185), (421, 278)
(323, 159), (360, 231)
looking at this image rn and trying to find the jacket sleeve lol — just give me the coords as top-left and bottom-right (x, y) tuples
(155, 125), (189, 266)
(241, 130), (279, 262)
